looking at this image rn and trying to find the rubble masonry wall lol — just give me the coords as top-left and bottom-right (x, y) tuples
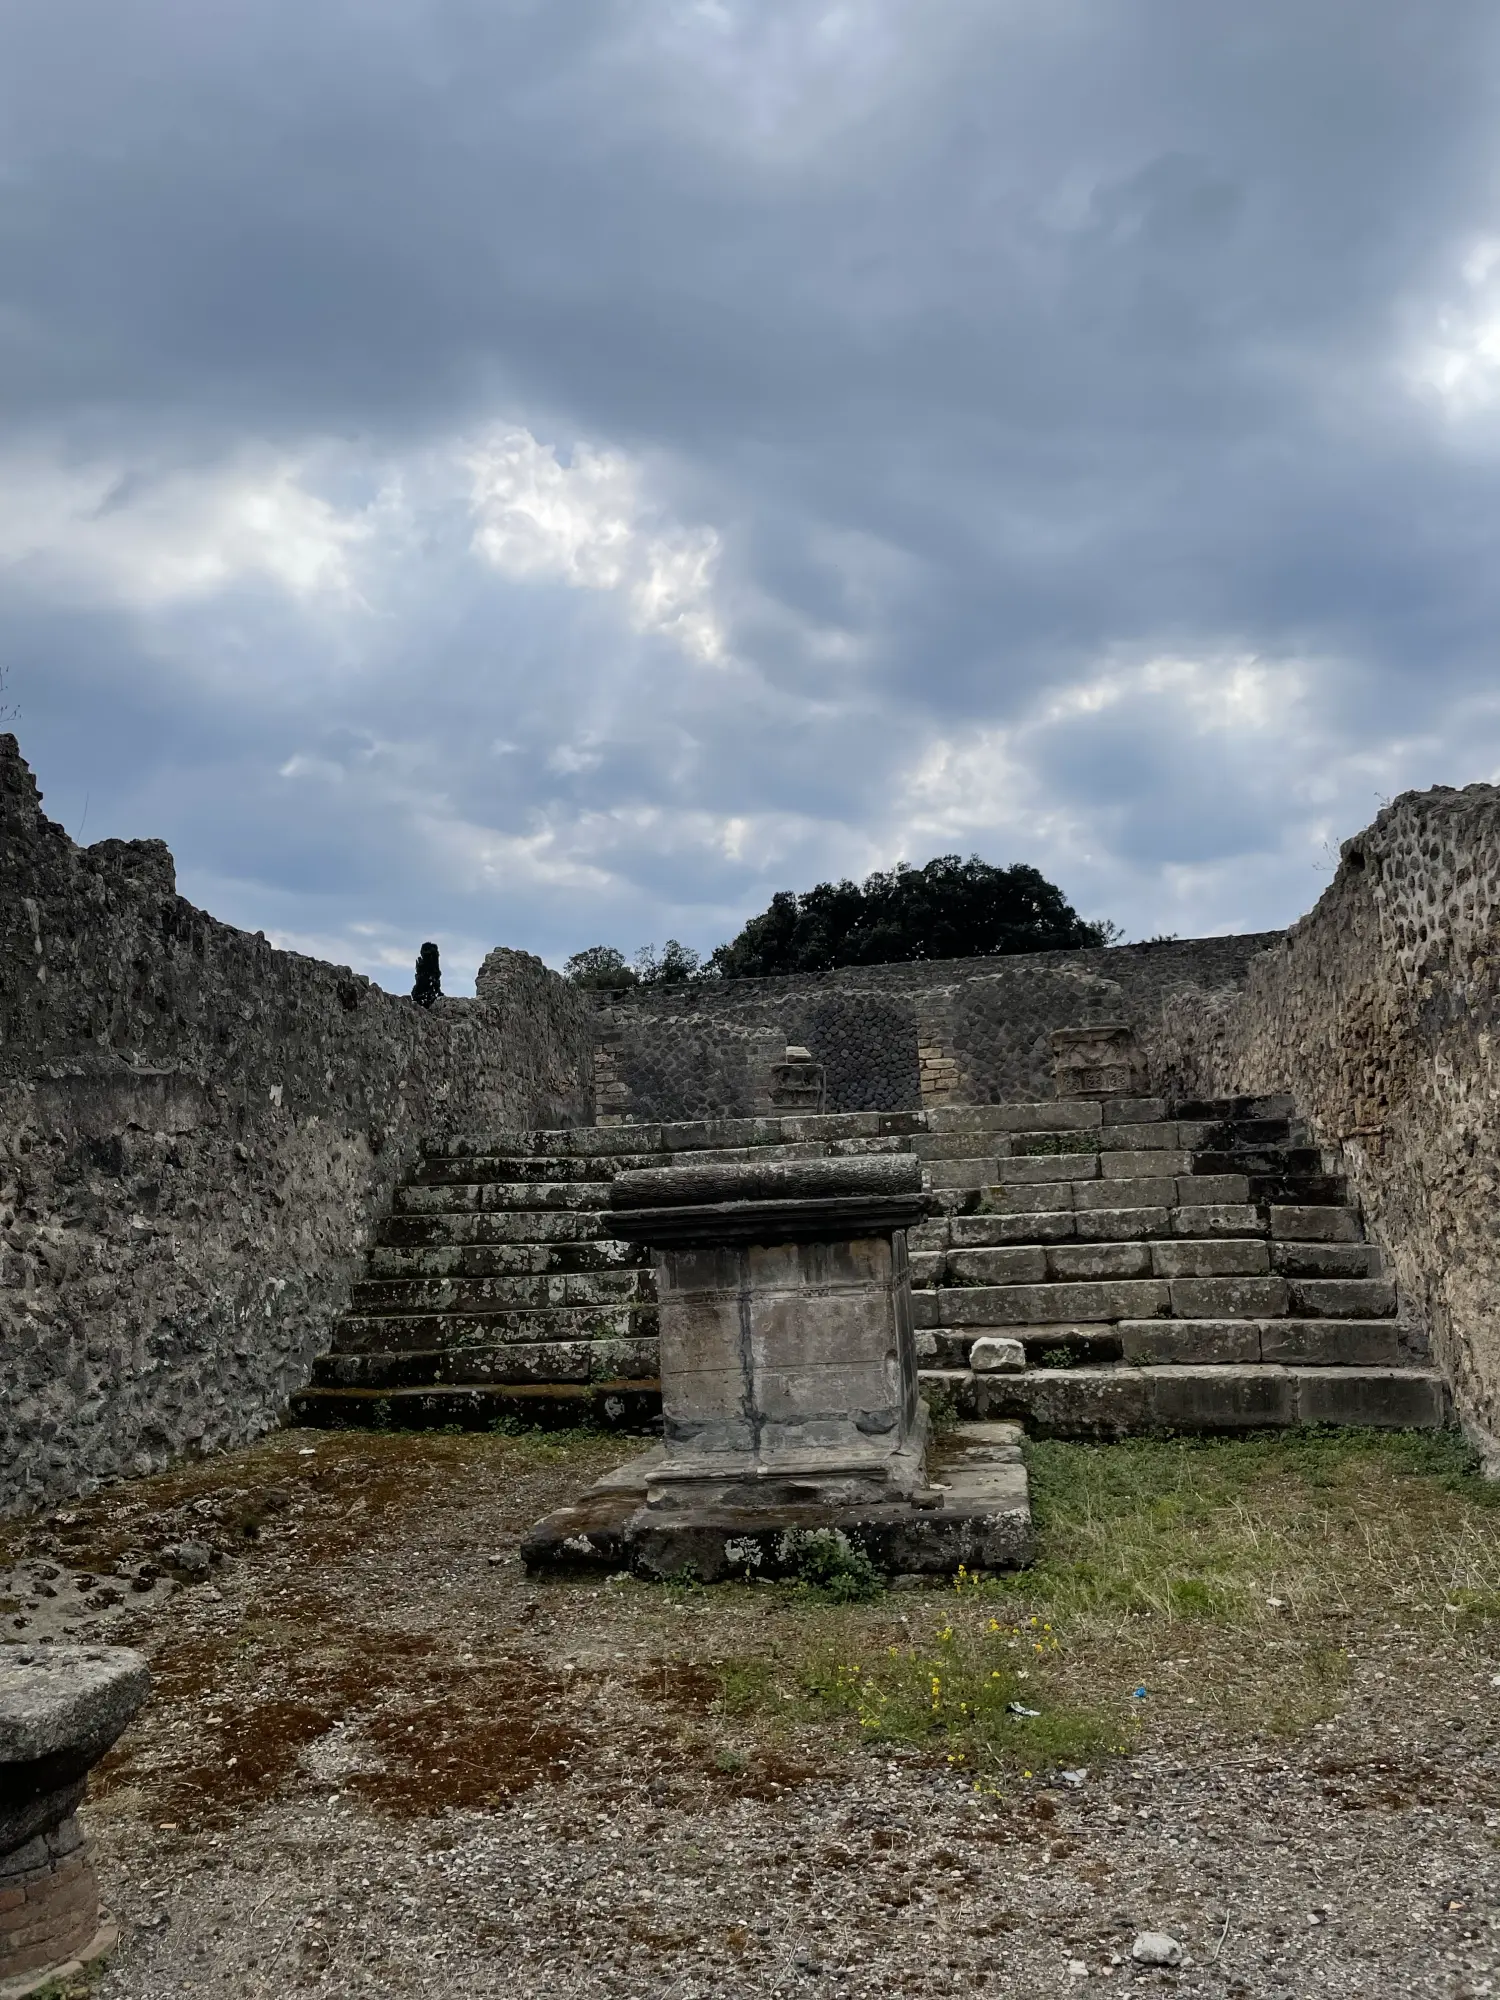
(1155, 784), (1500, 1452)
(0, 737), (593, 1513)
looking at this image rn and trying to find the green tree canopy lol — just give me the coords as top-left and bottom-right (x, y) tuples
(706, 855), (1111, 977)
(564, 939), (703, 989)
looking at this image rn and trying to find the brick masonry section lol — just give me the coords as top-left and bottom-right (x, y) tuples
(0, 1817), (98, 1983)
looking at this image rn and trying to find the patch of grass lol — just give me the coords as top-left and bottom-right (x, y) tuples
(720, 1607), (1126, 1780)
(711, 1428), (1500, 1769)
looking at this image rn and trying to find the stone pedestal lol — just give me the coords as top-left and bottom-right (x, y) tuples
(523, 1156), (1034, 1580)
(0, 1647), (150, 1997)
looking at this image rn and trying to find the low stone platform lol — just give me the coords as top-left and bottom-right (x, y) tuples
(0, 1646), (150, 1997)
(522, 1421), (1034, 1580)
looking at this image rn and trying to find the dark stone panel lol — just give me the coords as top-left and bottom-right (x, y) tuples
(802, 994), (920, 1112)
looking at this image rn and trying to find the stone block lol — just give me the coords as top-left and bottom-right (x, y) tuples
(1172, 1204), (1262, 1238)
(950, 1211), (1075, 1246)
(1271, 1242), (1382, 1278)
(944, 1247), (1049, 1287)
(1293, 1368), (1448, 1426)
(1046, 1242), (1152, 1281)
(910, 1290), (938, 1328)
(1149, 1365), (1295, 1431)
(972, 1320), (1108, 1348)
(926, 1159), (999, 1190)
(1167, 1276), (1289, 1320)
(1286, 1279), (1397, 1318)
(1074, 1176), (1177, 1210)
(1176, 1175), (1250, 1205)
(1151, 1239), (1270, 1279)
(1101, 1097), (1168, 1125)
(984, 1101), (1104, 1133)
(1102, 1149), (1193, 1179)
(1270, 1204), (1361, 1242)
(985, 1182), (1076, 1214)
(908, 1252), (945, 1289)
(906, 1221), (951, 1253)
(1258, 1319), (1410, 1367)
(1072, 1206), (1169, 1242)
(1099, 1122), (1179, 1150)
(941, 1280), (1169, 1326)
(997, 1153), (1099, 1184)
(1119, 1319), (1261, 1365)
(970, 1336), (1027, 1373)
(915, 1133), (1008, 1161)
(976, 1366), (1151, 1437)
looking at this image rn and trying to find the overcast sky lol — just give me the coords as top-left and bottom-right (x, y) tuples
(6, 1), (1500, 989)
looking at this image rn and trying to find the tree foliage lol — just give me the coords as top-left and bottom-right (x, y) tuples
(411, 941), (442, 1007)
(564, 945), (637, 990)
(707, 855), (1110, 977)
(565, 939), (703, 989)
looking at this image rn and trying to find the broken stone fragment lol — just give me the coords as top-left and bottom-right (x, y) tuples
(970, 1335), (1027, 1373)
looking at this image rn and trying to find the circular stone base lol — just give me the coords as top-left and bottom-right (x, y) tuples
(0, 1815), (99, 1991)
(0, 1919), (118, 2000)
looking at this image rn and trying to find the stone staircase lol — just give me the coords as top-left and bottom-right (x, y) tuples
(910, 1093), (1447, 1437)
(290, 1095), (1450, 1438)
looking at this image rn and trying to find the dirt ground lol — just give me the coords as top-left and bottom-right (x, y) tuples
(4, 1424), (1500, 1999)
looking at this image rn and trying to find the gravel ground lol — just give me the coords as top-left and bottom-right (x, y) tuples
(3, 1428), (1499, 2000)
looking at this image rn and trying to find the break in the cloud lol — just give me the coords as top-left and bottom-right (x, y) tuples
(6, 0), (1500, 989)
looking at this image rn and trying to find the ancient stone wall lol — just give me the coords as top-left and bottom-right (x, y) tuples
(592, 934), (1277, 1121)
(1156, 784), (1500, 1452)
(0, 737), (593, 1513)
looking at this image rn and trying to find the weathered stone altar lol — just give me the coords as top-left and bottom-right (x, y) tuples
(523, 1154), (1033, 1579)
(0, 1646), (150, 1995)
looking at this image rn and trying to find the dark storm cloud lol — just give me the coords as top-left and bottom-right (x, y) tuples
(6, 0), (1500, 983)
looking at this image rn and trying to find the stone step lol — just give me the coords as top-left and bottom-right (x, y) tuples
(1171, 1094), (1298, 1122)
(377, 1211), (617, 1247)
(331, 1304), (660, 1353)
(668, 1136), (915, 1168)
(289, 1382), (661, 1432)
(971, 1364), (1449, 1437)
(512, 1110), (928, 1158)
(984, 1174), (1254, 1214)
(1270, 1205), (1362, 1242)
(923, 1314), (1426, 1370)
(943, 1202), (1273, 1248)
(416, 1155), (628, 1186)
(935, 1238), (1279, 1288)
(348, 1269), (651, 1315)
(1115, 1318), (1423, 1367)
(1190, 1144), (1328, 1177)
(1269, 1242), (1382, 1279)
(312, 1336), (660, 1388)
(933, 1271), (1398, 1325)
(1243, 1173), (1349, 1206)
(366, 1241), (649, 1279)
(394, 1181), (615, 1215)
